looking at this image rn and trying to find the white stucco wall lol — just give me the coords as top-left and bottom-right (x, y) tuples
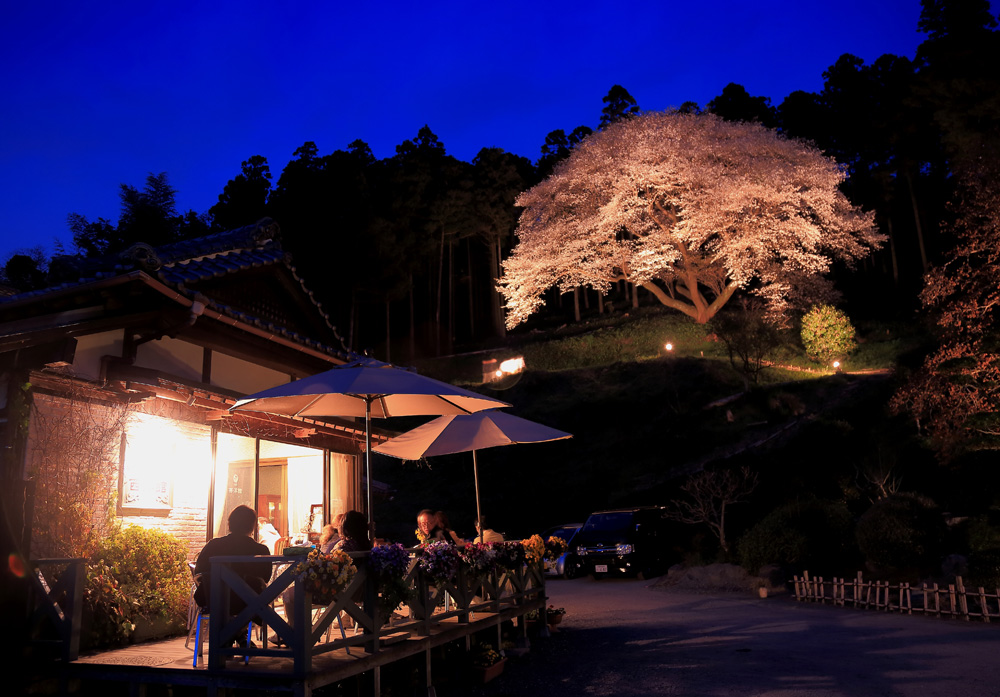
(72, 330), (125, 381)
(135, 337), (204, 383)
(211, 352), (293, 395)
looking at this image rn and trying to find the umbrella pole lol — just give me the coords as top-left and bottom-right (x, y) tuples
(473, 450), (483, 544)
(365, 397), (374, 536)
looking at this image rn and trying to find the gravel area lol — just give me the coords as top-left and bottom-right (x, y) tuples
(448, 575), (1000, 697)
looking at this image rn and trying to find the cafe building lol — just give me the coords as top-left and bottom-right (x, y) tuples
(0, 219), (379, 559)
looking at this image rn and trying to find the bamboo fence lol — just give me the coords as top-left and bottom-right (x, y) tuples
(792, 570), (1000, 623)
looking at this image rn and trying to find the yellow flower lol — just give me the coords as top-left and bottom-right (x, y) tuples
(521, 534), (545, 564)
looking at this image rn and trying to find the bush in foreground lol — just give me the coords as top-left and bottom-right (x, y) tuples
(83, 525), (190, 648)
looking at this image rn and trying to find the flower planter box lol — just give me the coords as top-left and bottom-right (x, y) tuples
(131, 616), (182, 644)
(547, 613), (564, 626)
(473, 657), (507, 683)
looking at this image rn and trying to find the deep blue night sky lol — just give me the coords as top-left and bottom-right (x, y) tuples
(1, 1), (932, 262)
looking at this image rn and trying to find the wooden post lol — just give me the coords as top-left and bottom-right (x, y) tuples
(956, 576), (969, 620)
(978, 587), (989, 623)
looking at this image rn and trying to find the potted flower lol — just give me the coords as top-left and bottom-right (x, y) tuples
(293, 548), (357, 606)
(546, 604), (566, 626)
(417, 541), (461, 587)
(543, 535), (569, 574)
(521, 534), (545, 566)
(470, 644), (506, 683)
(369, 543), (413, 618)
(492, 541), (526, 572)
(544, 536), (568, 561)
(459, 541), (497, 576)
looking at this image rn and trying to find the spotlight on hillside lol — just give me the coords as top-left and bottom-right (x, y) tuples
(664, 342), (674, 352)
(483, 356), (525, 389)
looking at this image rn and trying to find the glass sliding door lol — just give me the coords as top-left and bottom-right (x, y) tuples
(213, 432), (257, 538)
(258, 440), (324, 547)
(211, 432), (354, 550)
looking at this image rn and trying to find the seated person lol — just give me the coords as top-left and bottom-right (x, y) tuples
(433, 511), (465, 547)
(334, 510), (372, 553)
(474, 519), (504, 543)
(416, 508), (435, 544)
(281, 510), (371, 631)
(318, 517), (342, 554)
(258, 517), (282, 554)
(194, 505), (271, 623)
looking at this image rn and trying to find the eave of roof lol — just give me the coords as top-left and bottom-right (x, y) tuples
(0, 220), (355, 365)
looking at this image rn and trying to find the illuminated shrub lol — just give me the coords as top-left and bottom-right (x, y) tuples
(800, 304), (857, 364)
(83, 525), (190, 648)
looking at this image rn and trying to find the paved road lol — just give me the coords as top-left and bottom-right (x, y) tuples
(465, 576), (1000, 697)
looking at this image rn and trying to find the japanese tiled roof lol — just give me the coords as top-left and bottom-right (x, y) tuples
(1, 219), (353, 361)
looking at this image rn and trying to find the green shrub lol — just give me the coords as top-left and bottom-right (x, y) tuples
(855, 493), (945, 574)
(81, 560), (134, 649)
(800, 305), (857, 365)
(966, 514), (1000, 553)
(967, 548), (1000, 590)
(83, 525), (190, 648)
(738, 499), (856, 575)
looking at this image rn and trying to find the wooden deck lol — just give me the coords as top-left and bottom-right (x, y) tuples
(43, 554), (548, 696)
(68, 605), (539, 696)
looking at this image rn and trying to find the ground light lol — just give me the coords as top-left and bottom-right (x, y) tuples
(664, 343), (673, 352)
(484, 356), (526, 388)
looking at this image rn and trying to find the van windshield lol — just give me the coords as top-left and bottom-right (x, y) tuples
(581, 512), (634, 533)
(549, 527), (578, 542)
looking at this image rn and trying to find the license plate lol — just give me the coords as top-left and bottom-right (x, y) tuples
(595, 564), (608, 573)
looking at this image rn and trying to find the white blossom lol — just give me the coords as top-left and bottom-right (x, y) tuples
(499, 112), (883, 326)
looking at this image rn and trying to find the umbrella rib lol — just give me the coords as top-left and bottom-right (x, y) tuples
(293, 394), (327, 418)
(436, 395), (476, 415)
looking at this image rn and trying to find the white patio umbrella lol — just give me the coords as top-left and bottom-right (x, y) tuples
(229, 359), (510, 527)
(373, 410), (572, 541)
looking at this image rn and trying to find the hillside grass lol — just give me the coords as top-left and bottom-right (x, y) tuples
(378, 309), (926, 545)
(415, 308), (918, 386)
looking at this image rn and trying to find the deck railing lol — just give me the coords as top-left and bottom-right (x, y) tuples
(206, 550), (546, 672)
(27, 558), (85, 662)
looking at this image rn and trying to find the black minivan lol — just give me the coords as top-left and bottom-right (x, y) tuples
(572, 506), (669, 579)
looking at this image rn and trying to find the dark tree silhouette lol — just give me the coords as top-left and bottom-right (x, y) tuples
(599, 84), (640, 129)
(210, 155), (272, 231)
(708, 83), (777, 128)
(68, 173), (208, 257)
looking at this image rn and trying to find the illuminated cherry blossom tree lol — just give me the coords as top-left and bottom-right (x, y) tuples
(499, 111), (882, 327)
